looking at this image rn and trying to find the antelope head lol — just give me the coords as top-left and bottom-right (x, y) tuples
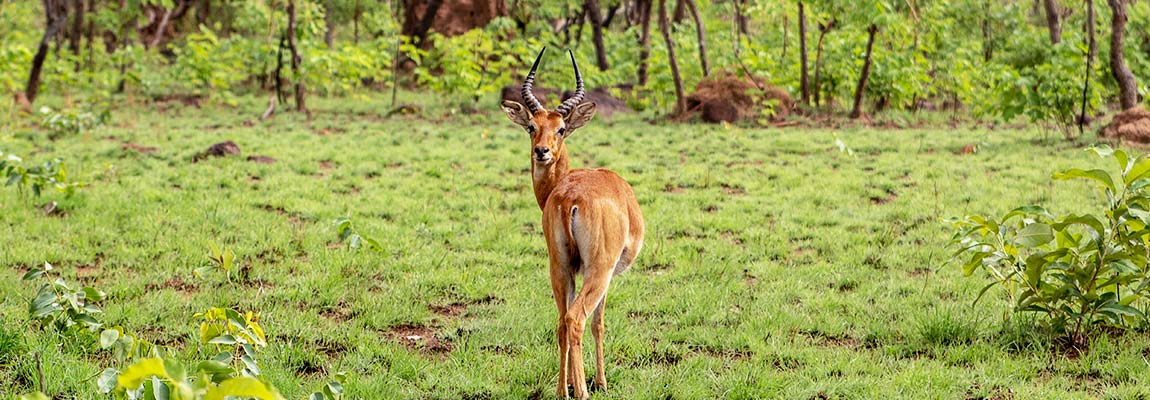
(501, 48), (597, 166)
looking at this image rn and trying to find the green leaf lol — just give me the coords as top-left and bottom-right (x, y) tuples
(1126, 157), (1150, 184)
(203, 377), (284, 400)
(208, 335), (237, 345)
(1014, 223), (1054, 247)
(100, 329), (120, 348)
(1099, 303), (1143, 318)
(83, 286), (106, 302)
(117, 358), (167, 390)
(18, 393), (50, 400)
(29, 289), (62, 319)
(1053, 168), (1116, 193)
(97, 368), (119, 393)
(21, 268), (45, 281)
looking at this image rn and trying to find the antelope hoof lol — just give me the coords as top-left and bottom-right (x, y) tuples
(558, 384), (572, 399)
(590, 381), (606, 392)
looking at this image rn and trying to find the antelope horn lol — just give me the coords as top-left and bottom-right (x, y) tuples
(521, 47), (546, 113)
(555, 49), (585, 116)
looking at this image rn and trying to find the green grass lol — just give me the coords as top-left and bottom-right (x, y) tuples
(2, 93), (1149, 399)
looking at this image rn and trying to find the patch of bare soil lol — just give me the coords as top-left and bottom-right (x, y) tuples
(1100, 106), (1150, 144)
(384, 323), (453, 355)
(122, 142), (159, 154)
(145, 276), (199, 298)
(429, 295), (500, 318)
(798, 329), (861, 348)
(561, 86), (632, 117)
(683, 72), (793, 124)
(247, 155), (277, 164)
(193, 141), (241, 162)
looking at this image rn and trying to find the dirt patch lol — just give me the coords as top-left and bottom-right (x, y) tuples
(429, 295), (500, 318)
(500, 85), (562, 109)
(145, 276), (199, 297)
(1100, 106), (1150, 144)
(683, 72), (793, 124)
(386, 103), (423, 117)
(319, 160), (335, 170)
(561, 86), (632, 117)
(742, 269), (758, 285)
(193, 141), (241, 162)
(720, 184), (746, 195)
(721, 231), (744, 245)
(663, 184), (687, 193)
(384, 323), (453, 355)
(869, 189), (898, 205)
(798, 329), (861, 348)
(314, 126), (348, 136)
(687, 344), (751, 360)
(122, 142), (159, 154)
(247, 155), (277, 164)
(643, 263), (673, 275)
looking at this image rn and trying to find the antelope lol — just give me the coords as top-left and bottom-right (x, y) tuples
(501, 48), (645, 399)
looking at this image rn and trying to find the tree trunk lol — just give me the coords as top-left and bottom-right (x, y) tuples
(683, 0), (708, 77)
(658, 0), (686, 113)
(353, 0), (361, 44)
(637, 0), (654, 86)
(26, 0), (68, 104)
(601, 3), (619, 28)
(69, 0), (83, 59)
(813, 19), (833, 107)
(1107, 0), (1139, 110)
(981, 17), (993, 62)
(1043, 0), (1062, 44)
(672, 0), (686, 23)
(850, 24), (878, 119)
(288, 0), (308, 114)
(1079, 0), (1096, 136)
(406, 0), (444, 46)
(586, 0), (609, 70)
(149, 0), (189, 49)
(733, 0), (748, 36)
(324, 1), (335, 49)
(85, 0), (94, 74)
(798, 1), (809, 105)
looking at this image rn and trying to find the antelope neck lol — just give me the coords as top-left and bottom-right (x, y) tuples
(531, 145), (570, 210)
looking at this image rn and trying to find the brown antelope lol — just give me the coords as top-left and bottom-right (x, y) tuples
(501, 48), (645, 399)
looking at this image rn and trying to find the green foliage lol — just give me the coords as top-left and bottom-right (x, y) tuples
(1, 150), (86, 198)
(951, 146), (1150, 339)
(39, 106), (110, 138)
(195, 242), (237, 280)
(112, 358), (284, 400)
(22, 263), (106, 333)
(333, 217), (382, 252)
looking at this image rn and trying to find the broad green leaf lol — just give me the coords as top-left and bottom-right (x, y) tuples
(21, 268), (45, 281)
(117, 358), (167, 390)
(18, 393), (49, 400)
(1053, 168), (1116, 193)
(1100, 303), (1143, 317)
(29, 290), (62, 319)
(100, 329), (120, 348)
(1014, 223), (1054, 247)
(208, 335), (237, 345)
(203, 377), (284, 400)
(97, 368), (119, 393)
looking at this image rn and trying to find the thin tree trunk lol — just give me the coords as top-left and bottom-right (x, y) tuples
(671, 0), (686, 23)
(601, 3), (619, 27)
(149, 0), (188, 49)
(1106, 0), (1138, 110)
(69, 0), (83, 60)
(586, 0), (609, 70)
(813, 19), (833, 107)
(412, 0), (443, 45)
(353, 0), (361, 44)
(733, 0), (748, 36)
(981, 16), (993, 62)
(26, 0), (68, 104)
(1079, 0), (1095, 136)
(658, 0), (686, 113)
(1043, 0), (1062, 44)
(324, 1), (335, 49)
(683, 0), (708, 76)
(85, 0), (94, 74)
(798, 1), (809, 105)
(850, 24), (878, 119)
(637, 0), (654, 85)
(288, 0), (308, 114)
(781, 2), (788, 59)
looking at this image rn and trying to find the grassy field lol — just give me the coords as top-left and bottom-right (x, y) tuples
(2, 94), (1148, 399)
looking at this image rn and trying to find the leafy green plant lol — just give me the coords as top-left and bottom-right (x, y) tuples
(112, 357), (283, 400)
(1, 151), (86, 198)
(23, 263), (105, 333)
(334, 217), (382, 252)
(96, 326), (165, 395)
(307, 372), (349, 400)
(194, 307), (267, 377)
(951, 146), (1150, 343)
(195, 242), (237, 280)
(38, 106), (110, 139)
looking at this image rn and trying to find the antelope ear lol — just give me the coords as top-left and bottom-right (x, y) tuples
(501, 100), (534, 130)
(563, 102), (596, 131)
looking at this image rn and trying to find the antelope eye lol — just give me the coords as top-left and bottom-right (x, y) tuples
(527, 125), (536, 134)
(557, 127), (567, 136)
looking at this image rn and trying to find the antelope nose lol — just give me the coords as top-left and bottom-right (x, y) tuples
(534, 147), (550, 157)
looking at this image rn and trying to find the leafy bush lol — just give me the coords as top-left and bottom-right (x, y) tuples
(23, 263), (106, 333)
(39, 106), (110, 138)
(1, 150), (86, 198)
(951, 146), (1150, 342)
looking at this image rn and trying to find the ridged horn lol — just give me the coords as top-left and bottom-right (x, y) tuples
(521, 47), (546, 113)
(555, 49), (585, 116)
